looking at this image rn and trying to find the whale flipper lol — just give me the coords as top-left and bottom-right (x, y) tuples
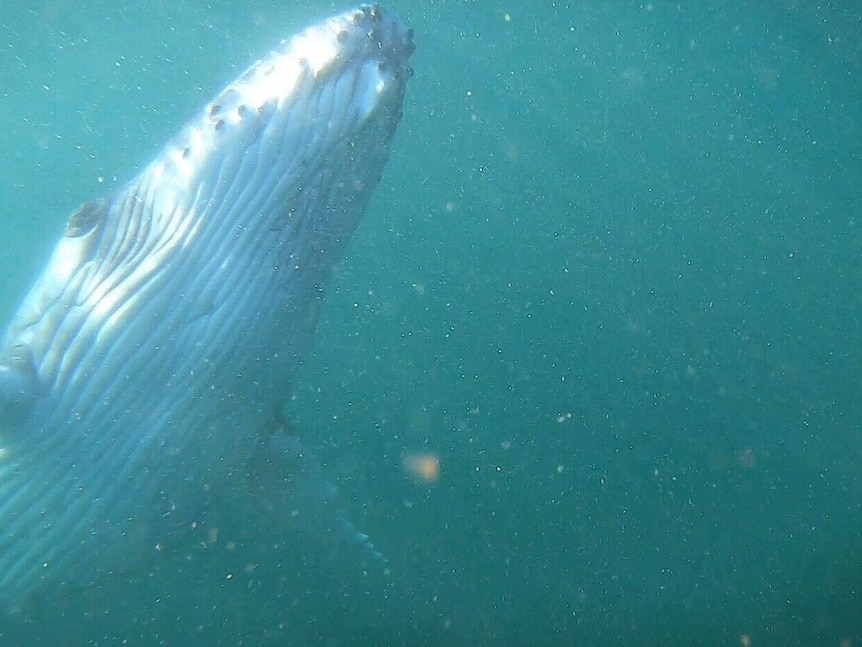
(249, 422), (384, 564)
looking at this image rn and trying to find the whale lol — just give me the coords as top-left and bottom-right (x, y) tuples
(0, 4), (413, 608)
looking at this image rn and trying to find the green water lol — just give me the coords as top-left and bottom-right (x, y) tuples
(1, 1), (860, 645)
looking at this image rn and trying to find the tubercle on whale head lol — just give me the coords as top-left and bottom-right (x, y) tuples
(146, 4), (415, 223)
(213, 5), (414, 127)
(213, 4), (414, 131)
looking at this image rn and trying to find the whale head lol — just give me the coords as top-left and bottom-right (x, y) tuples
(0, 4), (413, 607)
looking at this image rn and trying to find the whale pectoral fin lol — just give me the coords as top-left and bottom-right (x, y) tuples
(0, 355), (37, 428)
(249, 423), (385, 564)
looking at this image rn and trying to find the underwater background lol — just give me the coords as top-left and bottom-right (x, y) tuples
(0, 1), (860, 644)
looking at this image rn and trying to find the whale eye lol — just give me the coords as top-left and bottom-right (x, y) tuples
(65, 199), (108, 238)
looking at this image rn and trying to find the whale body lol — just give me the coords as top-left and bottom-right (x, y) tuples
(0, 4), (413, 607)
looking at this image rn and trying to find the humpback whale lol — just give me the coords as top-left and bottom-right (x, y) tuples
(0, 4), (413, 607)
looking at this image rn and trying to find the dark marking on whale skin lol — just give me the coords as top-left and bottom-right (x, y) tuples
(64, 199), (108, 238)
(0, 3), (413, 609)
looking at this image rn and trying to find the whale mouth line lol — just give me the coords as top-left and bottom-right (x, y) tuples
(0, 3), (413, 607)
